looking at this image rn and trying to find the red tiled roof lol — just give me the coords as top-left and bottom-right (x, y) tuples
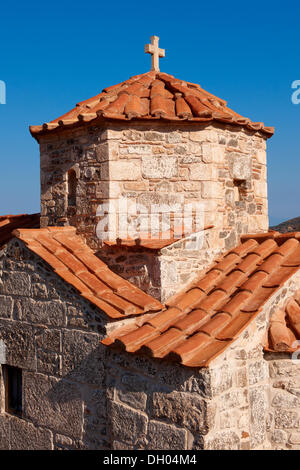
(104, 224), (214, 250)
(0, 213), (40, 248)
(265, 290), (300, 353)
(13, 227), (163, 319)
(103, 232), (300, 367)
(30, 72), (274, 140)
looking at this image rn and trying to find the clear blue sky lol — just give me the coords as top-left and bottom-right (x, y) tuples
(0, 0), (299, 226)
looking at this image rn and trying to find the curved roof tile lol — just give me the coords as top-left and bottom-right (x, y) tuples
(12, 227), (163, 319)
(0, 213), (40, 248)
(265, 290), (300, 352)
(104, 232), (300, 367)
(30, 72), (274, 140)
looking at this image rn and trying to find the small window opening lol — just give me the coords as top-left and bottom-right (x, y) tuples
(67, 169), (77, 207)
(3, 365), (22, 416)
(233, 179), (246, 202)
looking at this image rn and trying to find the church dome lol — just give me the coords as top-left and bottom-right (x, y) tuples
(30, 71), (274, 140)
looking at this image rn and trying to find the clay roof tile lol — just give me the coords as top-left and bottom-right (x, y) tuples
(11, 227), (162, 319)
(30, 72), (274, 140)
(104, 231), (300, 367)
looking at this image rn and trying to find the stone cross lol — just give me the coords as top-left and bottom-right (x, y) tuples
(145, 36), (165, 72)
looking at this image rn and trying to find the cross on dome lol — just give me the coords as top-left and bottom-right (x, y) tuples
(145, 36), (165, 72)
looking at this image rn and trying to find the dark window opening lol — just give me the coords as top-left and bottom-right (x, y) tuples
(68, 169), (77, 207)
(3, 365), (22, 416)
(233, 179), (247, 202)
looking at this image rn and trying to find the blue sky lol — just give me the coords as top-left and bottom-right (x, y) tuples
(0, 0), (299, 226)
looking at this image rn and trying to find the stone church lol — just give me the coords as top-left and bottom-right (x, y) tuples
(1, 37), (300, 450)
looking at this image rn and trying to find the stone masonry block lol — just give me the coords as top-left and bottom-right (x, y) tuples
(21, 298), (65, 327)
(0, 319), (36, 369)
(142, 156), (177, 179)
(201, 143), (224, 164)
(253, 180), (267, 198)
(248, 360), (269, 385)
(272, 390), (300, 409)
(109, 161), (141, 181)
(190, 163), (216, 181)
(229, 153), (252, 180)
(116, 373), (148, 411)
(147, 420), (187, 450)
(255, 150), (266, 165)
(201, 181), (223, 199)
(274, 409), (300, 429)
(110, 401), (148, 445)
(152, 391), (210, 434)
(1, 272), (31, 296)
(120, 144), (152, 155)
(250, 386), (268, 447)
(0, 295), (13, 319)
(0, 415), (10, 450)
(204, 430), (240, 450)
(62, 330), (105, 386)
(10, 416), (53, 450)
(23, 372), (83, 440)
(189, 129), (218, 143)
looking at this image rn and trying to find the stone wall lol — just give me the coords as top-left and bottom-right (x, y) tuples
(2, 237), (300, 449)
(0, 239), (109, 450)
(104, 122), (268, 255)
(265, 352), (300, 449)
(39, 124), (110, 245)
(103, 270), (300, 450)
(96, 230), (218, 303)
(39, 121), (269, 299)
(105, 349), (213, 450)
(200, 270), (300, 450)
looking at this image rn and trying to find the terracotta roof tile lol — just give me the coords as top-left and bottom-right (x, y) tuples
(197, 289), (228, 313)
(0, 213), (40, 248)
(257, 254), (284, 274)
(286, 299), (300, 336)
(12, 227), (163, 319)
(237, 253), (261, 274)
(222, 290), (253, 316)
(114, 324), (159, 352)
(104, 231), (300, 367)
(213, 253), (241, 273)
(140, 328), (185, 358)
(216, 270), (248, 295)
(30, 72), (274, 140)
(174, 309), (209, 334)
(263, 266), (299, 287)
(170, 332), (212, 363)
(216, 312), (255, 340)
(239, 271), (269, 292)
(195, 269), (222, 292)
(198, 312), (231, 336)
(241, 286), (277, 312)
(183, 339), (233, 368)
(265, 290), (300, 352)
(147, 307), (185, 331)
(229, 238), (258, 257)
